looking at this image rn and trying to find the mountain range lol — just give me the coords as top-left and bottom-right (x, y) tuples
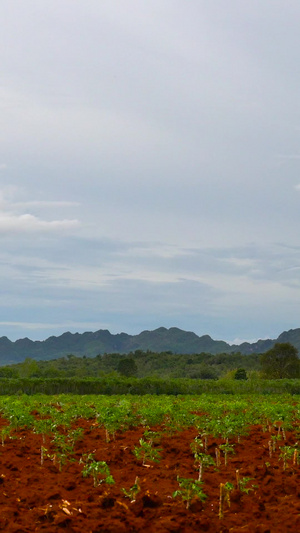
(0, 326), (299, 366)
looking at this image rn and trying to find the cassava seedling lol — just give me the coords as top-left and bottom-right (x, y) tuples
(219, 443), (235, 466)
(279, 445), (297, 471)
(48, 450), (73, 472)
(143, 427), (162, 445)
(121, 477), (140, 501)
(190, 436), (204, 455)
(133, 438), (161, 465)
(50, 431), (78, 471)
(238, 477), (257, 494)
(273, 420), (286, 440)
(270, 434), (281, 454)
(194, 429), (209, 453)
(219, 482), (233, 519)
(1, 426), (12, 447)
(173, 476), (207, 509)
(33, 419), (56, 445)
(193, 452), (215, 481)
(82, 459), (115, 487)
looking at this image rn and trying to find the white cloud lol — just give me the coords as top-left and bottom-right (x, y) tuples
(0, 321), (104, 332)
(0, 213), (79, 233)
(0, 187), (81, 234)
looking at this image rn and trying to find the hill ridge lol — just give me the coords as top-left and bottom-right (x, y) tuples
(0, 326), (299, 365)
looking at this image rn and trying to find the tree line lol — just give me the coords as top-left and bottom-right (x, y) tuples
(0, 342), (298, 381)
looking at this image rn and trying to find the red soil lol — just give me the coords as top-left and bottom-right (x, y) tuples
(0, 417), (299, 532)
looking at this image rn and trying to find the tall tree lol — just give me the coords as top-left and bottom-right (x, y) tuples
(117, 357), (138, 377)
(260, 343), (300, 379)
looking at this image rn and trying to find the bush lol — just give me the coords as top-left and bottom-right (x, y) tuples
(234, 368), (247, 380)
(117, 358), (138, 377)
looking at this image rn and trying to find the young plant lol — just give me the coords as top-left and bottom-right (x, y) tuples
(193, 452), (215, 481)
(238, 477), (257, 494)
(0, 426), (12, 447)
(68, 428), (84, 448)
(219, 443), (235, 466)
(121, 477), (140, 501)
(270, 434), (281, 454)
(96, 407), (121, 442)
(143, 427), (162, 445)
(191, 433), (215, 480)
(33, 419), (56, 444)
(48, 450), (70, 472)
(194, 429), (209, 453)
(219, 482), (234, 519)
(279, 445), (297, 471)
(273, 420), (286, 440)
(8, 411), (34, 430)
(82, 459), (115, 487)
(173, 476), (207, 509)
(190, 436), (204, 455)
(50, 432), (76, 471)
(133, 438), (161, 465)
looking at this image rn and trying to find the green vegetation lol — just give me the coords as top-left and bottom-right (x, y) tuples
(0, 350), (262, 380)
(133, 438), (162, 465)
(117, 357), (138, 377)
(260, 343), (300, 379)
(122, 477), (141, 501)
(0, 376), (299, 395)
(0, 392), (298, 526)
(0, 392), (298, 435)
(0, 342), (298, 396)
(234, 368), (247, 380)
(173, 477), (207, 508)
(238, 477), (257, 494)
(81, 455), (115, 487)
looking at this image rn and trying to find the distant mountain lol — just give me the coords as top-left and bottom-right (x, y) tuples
(0, 327), (299, 365)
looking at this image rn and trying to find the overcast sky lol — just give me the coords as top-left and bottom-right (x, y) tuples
(1, 1), (300, 344)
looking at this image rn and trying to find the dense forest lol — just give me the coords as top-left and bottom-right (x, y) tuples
(0, 349), (263, 380)
(0, 342), (298, 397)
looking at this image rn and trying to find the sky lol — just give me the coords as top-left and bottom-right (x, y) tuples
(1, 0), (300, 344)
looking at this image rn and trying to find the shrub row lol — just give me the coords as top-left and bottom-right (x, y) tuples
(0, 377), (300, 395)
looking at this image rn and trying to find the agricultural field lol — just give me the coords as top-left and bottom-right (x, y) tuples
(0, 394), (299, 532)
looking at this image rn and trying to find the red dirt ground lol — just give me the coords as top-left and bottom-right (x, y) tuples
(0, 416), (299, 532)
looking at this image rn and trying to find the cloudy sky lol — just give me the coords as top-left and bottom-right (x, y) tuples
(1, 1), (300, 344)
